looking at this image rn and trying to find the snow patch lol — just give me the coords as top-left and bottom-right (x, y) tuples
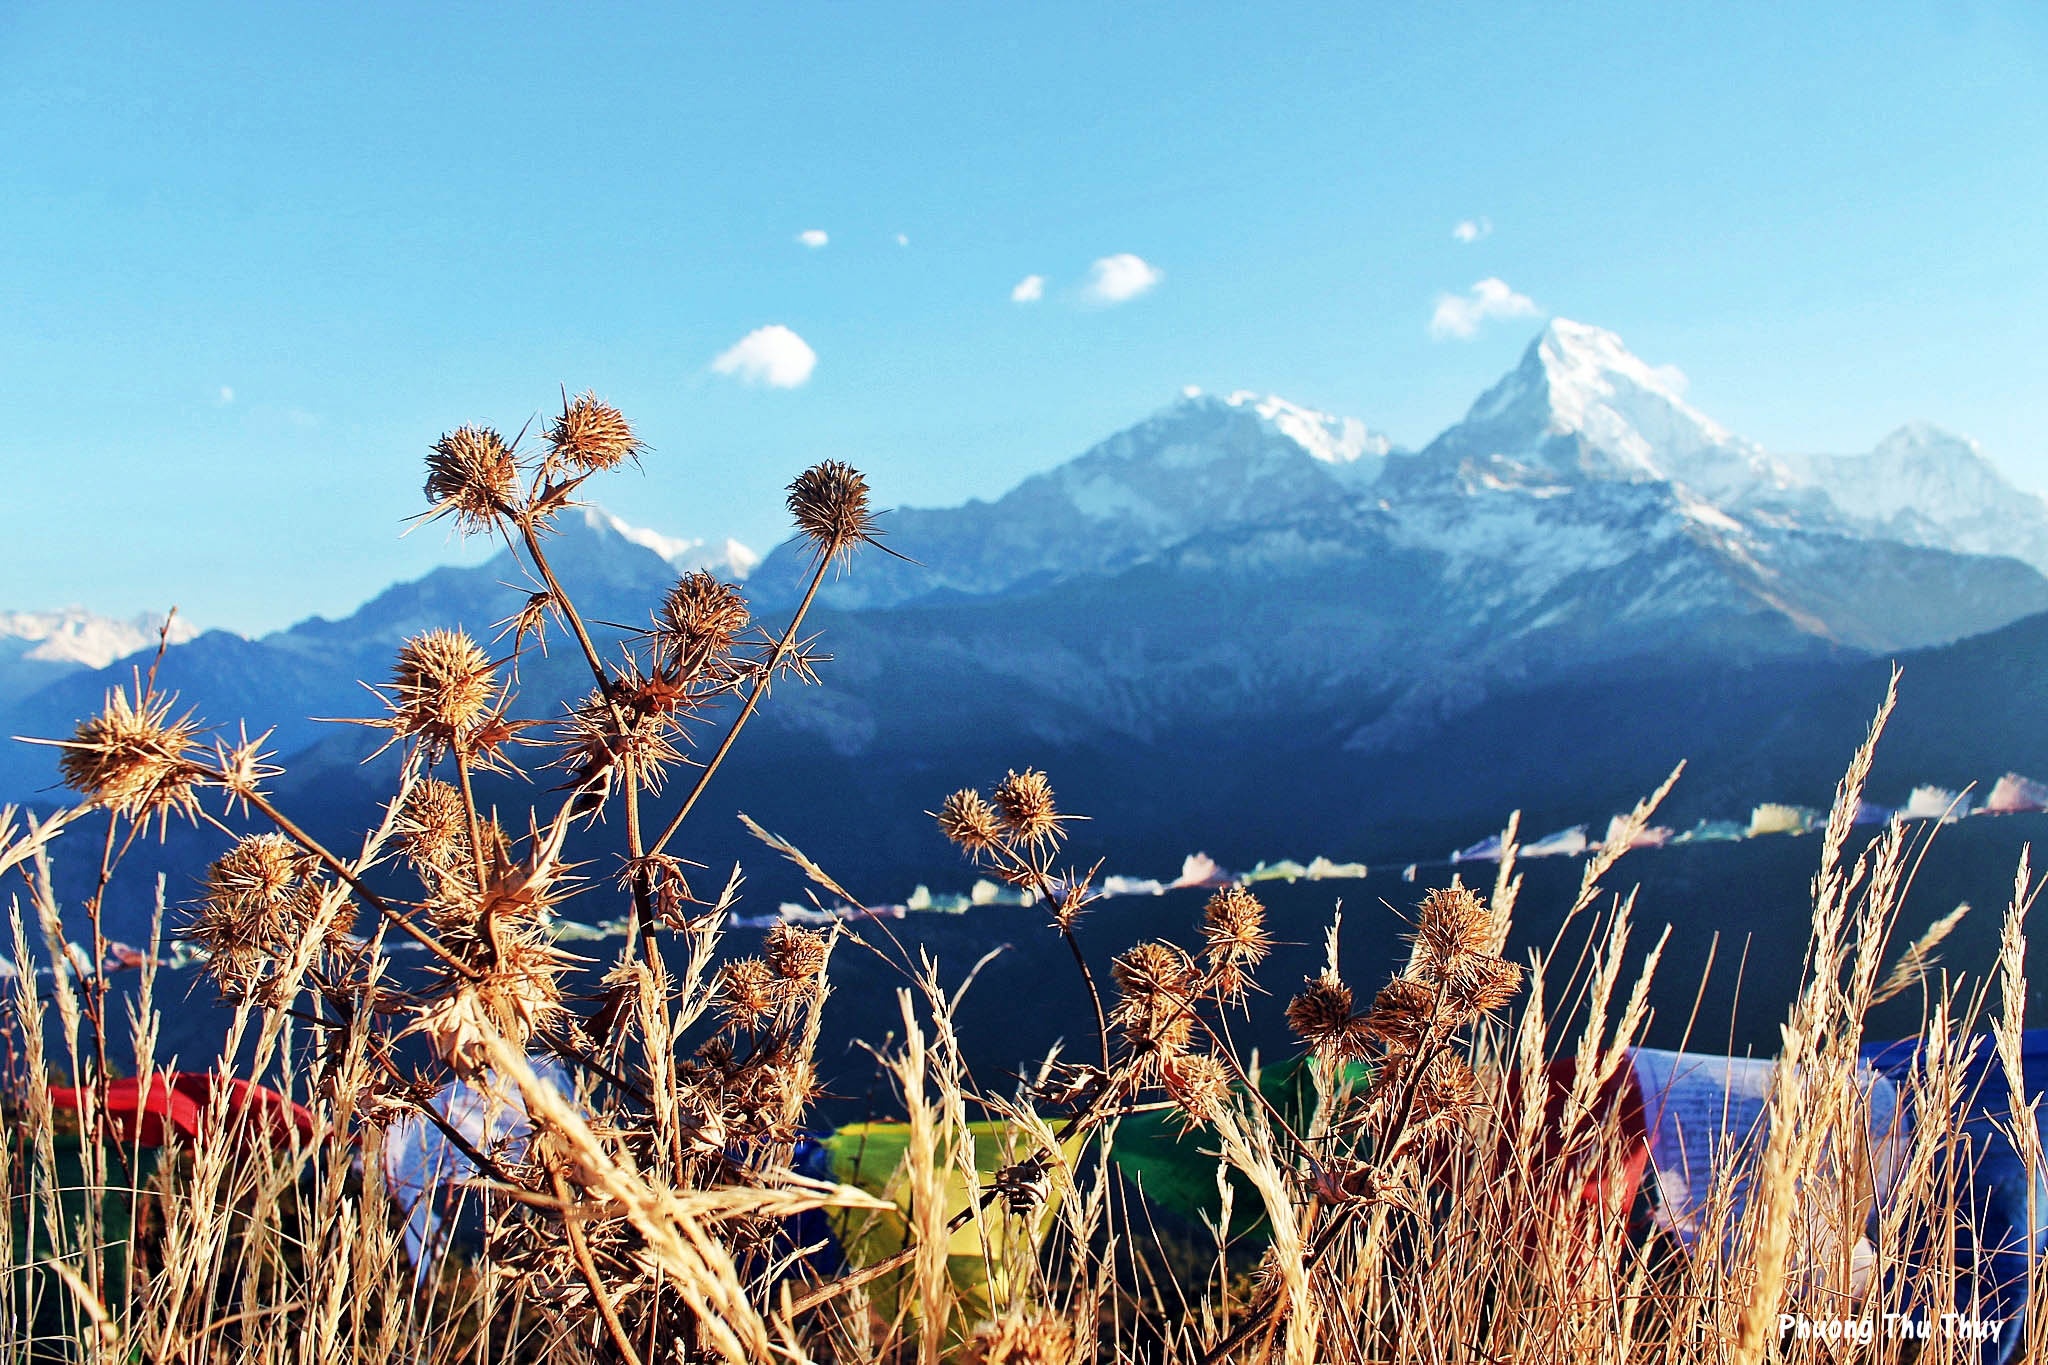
(584, 507), (760, 579)
(0, 609), (200, 669)
(1221, 391), (1392, 466)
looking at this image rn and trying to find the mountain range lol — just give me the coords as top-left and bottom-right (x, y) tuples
(9, 319), (2048, 914)
(0, 608), (199, 710)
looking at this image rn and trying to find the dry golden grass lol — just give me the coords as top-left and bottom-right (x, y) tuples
(0, 394), (2040, 1362)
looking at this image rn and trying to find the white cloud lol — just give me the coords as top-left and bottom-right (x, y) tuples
(216, 385), (234, 406)
(1452, 217), (1492, 244)
(797, 229), (828, 248)
(1082, 253), (1163, 304)
(711, 325), (817, 388)
(895, 232), (910, 247)
(1010, 274), (1045, 303)
(1428, 277), (1539, 340)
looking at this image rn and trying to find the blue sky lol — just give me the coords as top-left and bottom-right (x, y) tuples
(3, 2), (2045, 632)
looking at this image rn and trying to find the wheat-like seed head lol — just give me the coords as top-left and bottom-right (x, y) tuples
(424, 425), (518, 534)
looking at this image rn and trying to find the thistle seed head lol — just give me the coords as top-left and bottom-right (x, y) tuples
(1162, 1052), (1233, 1129)
(412, 935), (575, 1076)
(1371, 1050), (1481, 1142)
(384, 630), (499, 752)
(1441, 953), (1524, 1018)
(763, 923), (829, 982)
(1285, 974), (1359, 1050)
(188, 833), (340, 1000)
(394, 778), (471, 874)
(544, 391), (642, 474)
(555, 681), (682, 804)
(1361, 977), (1437, 1050)
(962, 1311), (1078, 1365)
(991, 768), (1064, 848)
(652, 571), (751, 668)
(1413, 884), (1495, 977)
(1417, 1051), (1480, 1120)
(936, 788), (1003, 855)
(425, 425), (518, 534)
(55, 685), (206, 826)
(1110, 940), (1199, 1058)
(786, 460), (876, 564)
(717, 957), (780, 1029)
(1201, 883), (1271, 1000)
(209, 831), (301, 903)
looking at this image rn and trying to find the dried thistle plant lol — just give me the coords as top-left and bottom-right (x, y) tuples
(786, 458), (880, 565)
(544, 390), (643, 475)
(44, 680), (207, 827)
(423, 424), (518, 534)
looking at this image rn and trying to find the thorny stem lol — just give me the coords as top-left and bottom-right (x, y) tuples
(537, 1027), (652, 1108)
(453, 745), (489, 892)
(622, 768), (658, 968)
(1191, 1012), (1312, 1155)
(291, 991), (519, 1183)
(233, 786), (479, 979)
(994, 843), (1114, 1076)
(551, 1163), (645, 1365)
(516, 516), (617, 712)
(84, 811), (118, 1099)
(362, 1044), (520, 1186)
(1059, 922), (1114, 1075)
(647, 553), (833, 859)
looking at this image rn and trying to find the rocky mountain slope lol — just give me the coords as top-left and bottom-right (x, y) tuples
(9, 320), (2047, 850)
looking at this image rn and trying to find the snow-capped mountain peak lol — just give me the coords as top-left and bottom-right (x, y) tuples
(1529, 318), (1731, 454)
(1772, 422), (2048, 570)
(0, 608), (199, 669)
(579, 506), (760, 580)
(1210, 389), (1393, 467)
(1421, 318), (1785, 500)
(742, 387), (1402, 610)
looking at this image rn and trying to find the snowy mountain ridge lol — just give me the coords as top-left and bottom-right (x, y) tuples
(1421, 318), (1794, 501)
(746, 318), (2048, 615)
(1200, 388), (1394, 468)
(579, 506), (761, 580)
(8, 318), (2048, 799)
(0, 608), (198, 670)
